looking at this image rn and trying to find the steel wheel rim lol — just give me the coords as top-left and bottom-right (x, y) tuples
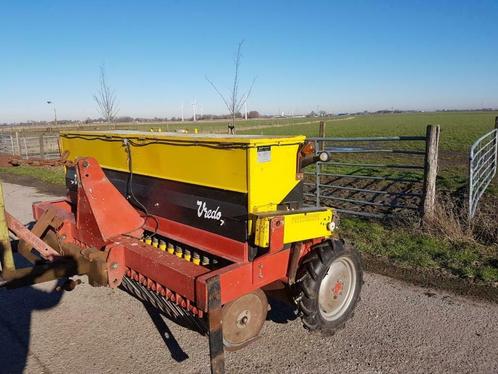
(318, 256), (356, 321)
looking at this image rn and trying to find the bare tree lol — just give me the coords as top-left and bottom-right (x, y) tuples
(206, 40), (256, 134)
(94, 65), (118, 123)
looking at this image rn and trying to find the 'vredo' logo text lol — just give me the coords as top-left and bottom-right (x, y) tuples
(196, 200), (225, 226)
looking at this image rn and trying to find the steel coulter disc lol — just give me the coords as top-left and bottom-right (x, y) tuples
(222, 289), (268, 350)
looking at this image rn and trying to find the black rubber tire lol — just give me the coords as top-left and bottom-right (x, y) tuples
(293, 239), (363, 335)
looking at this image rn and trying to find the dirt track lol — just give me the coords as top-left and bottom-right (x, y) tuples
(0, 181), (497, 374)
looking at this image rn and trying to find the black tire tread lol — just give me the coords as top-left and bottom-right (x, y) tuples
(292, 239), (363, 336)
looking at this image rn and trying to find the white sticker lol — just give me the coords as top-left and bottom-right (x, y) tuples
(257, 146), (271, 162)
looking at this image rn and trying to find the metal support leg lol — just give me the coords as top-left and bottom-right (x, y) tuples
(0, 183), (15, 275)
(207, 275), (225, 374)
(315, 160), (321, 207)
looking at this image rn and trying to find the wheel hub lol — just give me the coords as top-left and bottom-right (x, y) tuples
(331, 280), (344, 298)
(236, 310), (251, 328)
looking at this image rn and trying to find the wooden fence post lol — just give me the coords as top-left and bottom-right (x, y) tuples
(319, 121), (326, 151)
(0, 183), (15, 274)
(39, 133), (45, 159)
(422, 124), (440, 220)
(495, 116), (498, 130)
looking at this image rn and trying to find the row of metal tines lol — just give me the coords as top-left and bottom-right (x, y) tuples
(141, 234), (218, 267)
(120, 275), (207, 333)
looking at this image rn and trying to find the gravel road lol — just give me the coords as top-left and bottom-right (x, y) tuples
(0, 181), (497, 374)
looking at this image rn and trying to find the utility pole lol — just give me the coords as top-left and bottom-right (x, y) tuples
(181, 102), (184, 122)
(46, 101), (57, 126)
(244, 102), (248, 120)
(192, 100), (197, 122)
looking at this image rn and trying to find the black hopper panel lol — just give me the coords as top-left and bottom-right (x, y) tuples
(104, 169), (249, 242)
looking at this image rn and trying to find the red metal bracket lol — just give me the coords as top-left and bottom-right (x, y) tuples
(269, 216), (284, 253)
(74, 157), (144, 248)
(106, 245), (126, 288)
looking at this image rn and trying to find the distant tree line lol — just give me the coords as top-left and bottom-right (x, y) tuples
(4, 108), (498, 127)
(2, 111), (263, 127)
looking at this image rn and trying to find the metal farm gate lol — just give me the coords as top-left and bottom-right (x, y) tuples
(468, 124), (498, 219)
(0, 132), (60, 159)
(303, 124), (440, 220)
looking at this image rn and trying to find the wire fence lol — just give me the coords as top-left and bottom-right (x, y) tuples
(303, 124), (440, 219)
(0, 133), (60, 159)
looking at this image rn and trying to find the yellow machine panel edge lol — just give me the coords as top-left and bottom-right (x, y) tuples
(59, 132), (249, 193)
(253, 208), (334, 248)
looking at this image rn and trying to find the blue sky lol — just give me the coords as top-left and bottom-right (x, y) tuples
(1, 0), (497, 123)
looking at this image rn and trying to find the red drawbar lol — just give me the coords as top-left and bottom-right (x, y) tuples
(5, 211), (60, 260)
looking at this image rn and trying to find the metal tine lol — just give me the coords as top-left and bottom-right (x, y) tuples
(148, 285), (181, 319)
(126, 278), (167, 316)
(122, 276), (206, 333)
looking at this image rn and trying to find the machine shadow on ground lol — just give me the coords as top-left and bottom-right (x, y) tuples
(143, 303), (190, 362)
(266, 295), (298, 324)
(117, 285), (192, 362)
(118, 285), (300, 365)
(0, 262), (64, 374)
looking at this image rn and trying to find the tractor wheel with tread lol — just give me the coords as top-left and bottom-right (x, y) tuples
(293, 239), (362, 334)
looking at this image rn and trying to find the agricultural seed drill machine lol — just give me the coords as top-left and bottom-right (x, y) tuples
(0, 130), (363, 373)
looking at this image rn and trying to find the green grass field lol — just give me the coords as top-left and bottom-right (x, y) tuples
(240, 111), (497, 152)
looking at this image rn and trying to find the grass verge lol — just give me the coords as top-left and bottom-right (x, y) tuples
(340, 217), (498, 284)
(0, 166), (65, 186)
